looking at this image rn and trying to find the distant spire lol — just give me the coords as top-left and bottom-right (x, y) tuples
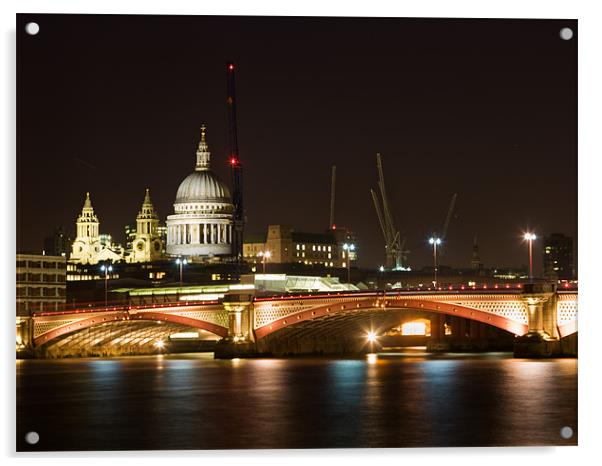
(471, 235), (482, 269)
(195, 124), (211, 171)
(78, 192), (98, 223)
(138, 188), (157, 220)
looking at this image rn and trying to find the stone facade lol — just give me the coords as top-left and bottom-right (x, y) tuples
(128, 189), (163, 263)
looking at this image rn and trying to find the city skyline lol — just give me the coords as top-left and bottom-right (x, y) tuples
(17, 15), (577, 271)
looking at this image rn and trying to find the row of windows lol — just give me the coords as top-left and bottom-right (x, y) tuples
(16, 273), (66, 283)
(295, 244), (332, 252)
(295, 252), (333, 259)
(296, 260), (336, 267)
(16, 287), (66, 297)
(16, 261), (67, 269)
(16, 301), (64, 312)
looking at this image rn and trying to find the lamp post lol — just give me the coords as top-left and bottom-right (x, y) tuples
(428, 237), (442, 288)
(100, 264), (113, 307)
(343, 243), (355, 284)
(260, 250), (271, 274)
(524, 233), (536, 282)
(175, 258), (188, 287)
(367, 331), (377, 353)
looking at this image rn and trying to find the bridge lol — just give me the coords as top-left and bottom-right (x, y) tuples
(19, 282), (577, 358)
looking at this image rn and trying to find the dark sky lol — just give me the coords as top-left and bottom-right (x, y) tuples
(16, 14), (577, 271)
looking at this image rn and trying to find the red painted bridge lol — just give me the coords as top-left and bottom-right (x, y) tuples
(23, 286), (577, 355)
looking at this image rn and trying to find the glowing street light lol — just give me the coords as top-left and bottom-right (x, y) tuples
(258, 250), (271, 274)
(175, 257), (188, 287)
(100, 264), (113, 308)
(367, 330), (377, 353)
(428, 237), (442, 287)
(524, 233), (537, 282)
(343, 243), (355, 284)
(154, 340), (165, 350)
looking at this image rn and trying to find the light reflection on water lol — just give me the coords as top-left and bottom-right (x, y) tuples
(17, 351), (577, 451)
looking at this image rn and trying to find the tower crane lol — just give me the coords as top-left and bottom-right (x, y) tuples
(441, 193), (458, 242)
(226, 62), (244, 265)
(370, 153), (403, 269)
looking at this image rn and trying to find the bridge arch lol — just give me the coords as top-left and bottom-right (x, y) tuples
(254, 297), (528, 340)
(34, 310), (228, 348)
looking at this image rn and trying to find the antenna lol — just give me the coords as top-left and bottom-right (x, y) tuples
(330, 166), (336, 229)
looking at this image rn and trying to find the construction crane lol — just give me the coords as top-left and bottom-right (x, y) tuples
(226, 62), (244, 265)
(441, 193), (458, 241)
(370, 153), (403, 269)
(329, 166), (336, 229)
(434, 193), (458, 258)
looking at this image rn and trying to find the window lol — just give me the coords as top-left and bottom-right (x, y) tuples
(302, 244), (305, 250)
(328, 246), (332, 252)
(296, 244), (300, 250)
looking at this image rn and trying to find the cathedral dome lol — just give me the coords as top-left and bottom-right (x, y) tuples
(175, 171), (230, 204)
(166, 124), (234, 259)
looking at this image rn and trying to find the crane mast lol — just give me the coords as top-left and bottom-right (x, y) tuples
(330, 166), (336, 229)
(441, 193), (458, 241)
(226, 62), (244, 264)
(371, 153), (403, 269)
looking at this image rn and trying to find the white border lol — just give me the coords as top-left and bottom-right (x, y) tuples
(3, 1), (601, 464)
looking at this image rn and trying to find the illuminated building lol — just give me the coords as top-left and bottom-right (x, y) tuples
(69, 192), (122, 264)
(243, 225), (357, 268)
(543, 233), (574, 280)
(166, 125), (234, 258)
(16, 253), (67, 315)
(124, 223), (136, 256)
(43, 226), (70, 257)
(128, 189), (164, 263)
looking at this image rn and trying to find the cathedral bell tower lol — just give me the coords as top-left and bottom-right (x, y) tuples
(129, 189), (163, 263)
(70, 192), (102, 264)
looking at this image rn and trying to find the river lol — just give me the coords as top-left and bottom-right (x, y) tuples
(16, 350), (577, 451)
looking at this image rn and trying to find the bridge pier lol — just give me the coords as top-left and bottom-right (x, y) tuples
(214, 292), (258, 358)
(514, 282), (566, 357)
(16, 317), (35, 358)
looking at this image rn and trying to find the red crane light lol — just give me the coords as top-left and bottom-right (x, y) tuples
(228, 63), (234, 71)
(230, 157), (237, 165)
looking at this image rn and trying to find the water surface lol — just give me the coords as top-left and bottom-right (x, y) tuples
(16, 350), (577, 450)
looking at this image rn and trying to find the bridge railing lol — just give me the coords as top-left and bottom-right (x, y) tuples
(32, 297), (221, 317)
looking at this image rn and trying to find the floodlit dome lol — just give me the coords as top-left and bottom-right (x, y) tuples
(175, 170), (231, 204)
(166, 125), (234, 258)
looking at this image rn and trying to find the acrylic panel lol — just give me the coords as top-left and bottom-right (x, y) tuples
(16, 14), (577, 451)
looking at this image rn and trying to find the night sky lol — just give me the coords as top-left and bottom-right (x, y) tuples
(16, 15), (577, 271)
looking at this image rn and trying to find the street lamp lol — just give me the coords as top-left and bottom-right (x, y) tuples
(100, 264), (113, 307)
(259, 250), (271, 274)
(367, 331), (377, 353)
(428, 237), (442, 287)
(524, 233), (536, 282)
(175, 258), (188, 287)
(343, 243), (355, 284)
